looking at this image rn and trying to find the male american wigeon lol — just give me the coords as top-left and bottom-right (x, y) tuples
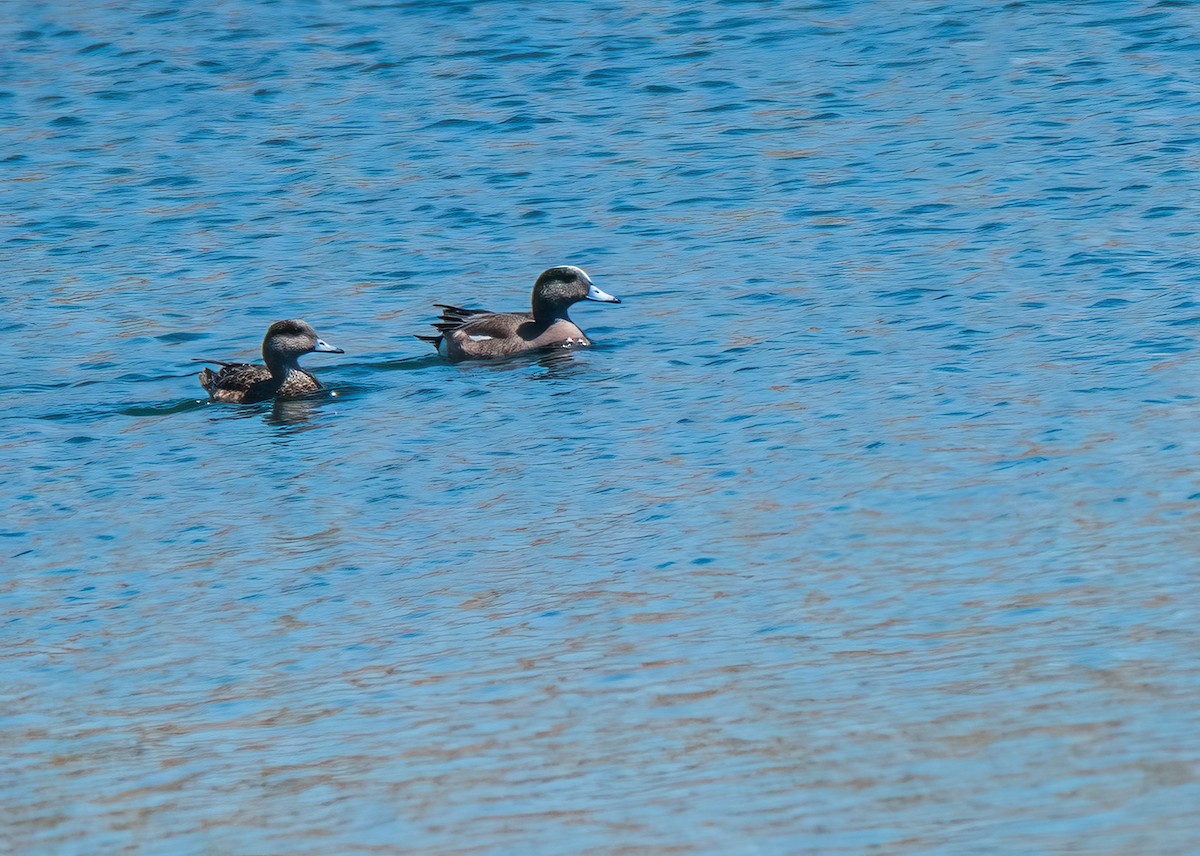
(417, 265), (620, 362)
(196, 319), (344, 403)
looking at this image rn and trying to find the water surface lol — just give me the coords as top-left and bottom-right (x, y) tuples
(3, 1), (1200, 853)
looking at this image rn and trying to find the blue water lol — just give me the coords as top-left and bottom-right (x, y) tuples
(4, 1), (1200, 852)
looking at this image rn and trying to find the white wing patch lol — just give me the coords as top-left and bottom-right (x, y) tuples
(467, 334), (495, 342)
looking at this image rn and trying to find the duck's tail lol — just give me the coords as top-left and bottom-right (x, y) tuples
(417, 304), (490, 350)
(197, 367), (218, 393)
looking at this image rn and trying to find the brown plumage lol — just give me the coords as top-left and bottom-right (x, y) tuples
(196, 319), (344, 404)
(417, 265), (620, 362)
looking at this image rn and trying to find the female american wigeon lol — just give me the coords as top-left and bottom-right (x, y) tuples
(196, 319), (344, 403)
(417, 265), (621, 362)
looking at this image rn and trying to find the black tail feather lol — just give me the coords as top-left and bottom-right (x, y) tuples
(420, 304), (493, 346)
(434, 304), (490, 324)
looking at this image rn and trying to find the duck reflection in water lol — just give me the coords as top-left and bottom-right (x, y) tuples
(264, 396), (332, 429)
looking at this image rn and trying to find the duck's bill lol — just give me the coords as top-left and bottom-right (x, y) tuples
(314, 339), (345, 353)
(586, 283), (621, 304)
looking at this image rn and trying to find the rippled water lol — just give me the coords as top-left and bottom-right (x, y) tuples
(4, 1), (1200, 852)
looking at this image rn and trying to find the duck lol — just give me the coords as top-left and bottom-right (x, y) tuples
(417, 265), (620, 362)
(195, 319), (344, 403)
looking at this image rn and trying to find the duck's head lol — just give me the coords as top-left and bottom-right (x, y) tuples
(262, 319), (344, 363)
(531, 265), (620, 316)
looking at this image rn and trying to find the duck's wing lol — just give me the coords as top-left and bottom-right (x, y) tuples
(203, 362), (270, 388)
(431, 304), (493, 331)
(198, 362), (275, 401)
(446, 311), (534, 341)
(418, 304), (499, 349)
(436, 303), (489, 319)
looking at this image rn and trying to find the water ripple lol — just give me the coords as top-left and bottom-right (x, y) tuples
(3, 1), (1200, 853)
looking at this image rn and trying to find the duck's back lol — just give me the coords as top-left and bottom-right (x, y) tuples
(198, 363), (275, 403)
(199, 363), (322, 403)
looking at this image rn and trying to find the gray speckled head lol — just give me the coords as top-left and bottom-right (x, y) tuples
(262, 319), (344, 367)
(531, 266), (619, 321)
